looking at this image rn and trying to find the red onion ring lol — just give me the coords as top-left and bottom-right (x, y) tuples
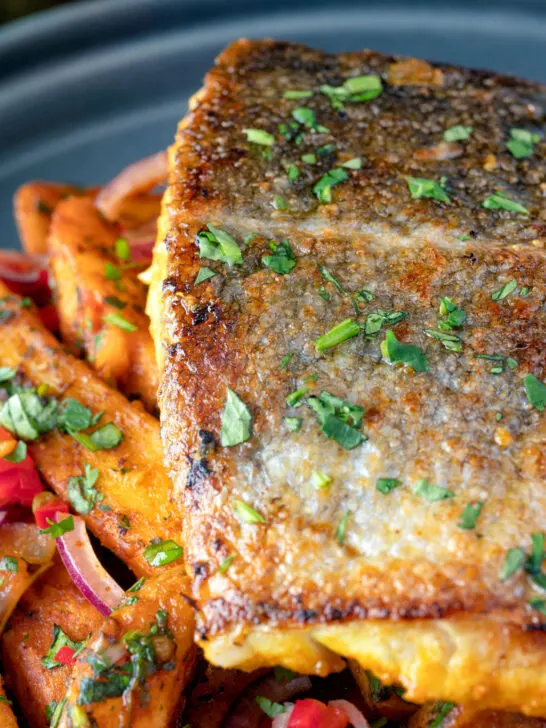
(329, 700), (370, 728)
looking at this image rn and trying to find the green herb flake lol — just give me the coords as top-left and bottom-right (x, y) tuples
(233, 499), (266, 524)
(104, 261), (122, 282)
(458, 501), (484, 530)
(444, 125), (472, 142)
(115, 237), (131, 261)
(283, 89), (313, 100)
(424, 329), (463, 353)
(244, 128), (275, 146)
(342, 157), (362, 169)
(58, 398), (93, 433)
(383, 329), (428, 373)
(320, 74), (382, 109)
(71, 422), (123, 452)
(0, 367), (16, 383)
(220, 388), (252, 447)
(529, 599), (546, 615)
(39, 515), (74, 539)
(439, 297), (466, 328)
(48, 697), (67, 728)
(280, 353), (294, 370)
(103, 311), (138, 332)
(262, 240), (296, 275)
(407, 177), (451, 204)
(519, 286), (530, 297)
(524, 374), (546, 411)
(0, 391), (59, 441)
(413, 479), (454, 502)
(128, 577), (146, 593)
(143, 539), (183, 567)
(301, 153), (317, 164)
(272, 194), (289, 210)
(41, 624), (89, 669)
(3, 440), (27, 463)
(315, 318), (360, 353)
(318, 263), (345, 294)
(194, 267), (217, 285)
(364, 310), (407, 337)
(313, 168), (349, 203)
(68, 463), (102, 515)
(218, 555), (235, 573)
(286, 164), (300, 182)
(286, 386), (309, 408)
(482, 192), (529, 215)
(291, 107), (328, 133)
(197, 225), (243, 267)
(429, 701), (456, 728)
(491, 279), (518, 301)
(376, 478), (402, 495)
(104, 295), (126, 310)
(500, 547), (526, 580)
(308, 391), (366, 450)
(311, 471), (332, 489)
(506, 128), (541, 159)
(0, 555), (18, 572)
(284, 417), (303, 432)
(256, 696), (286, 718)
(335, 510), (351, 546)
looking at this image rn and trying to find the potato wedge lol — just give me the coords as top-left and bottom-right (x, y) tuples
(0, 673), (17, 728)
(2, 558), (104, 728)
(48, 196), (159, 412)
(58, 567), (196, 728)
(14, 182), (97, 256)
(0, 287), (181, 577)
(408, 702), (546, 728)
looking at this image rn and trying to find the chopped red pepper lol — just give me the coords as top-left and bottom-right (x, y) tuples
(0, 426), (43, 507)
(53, 645), (77, 666)
(34, 499), (70, 530)
(288, 700), (348, 728)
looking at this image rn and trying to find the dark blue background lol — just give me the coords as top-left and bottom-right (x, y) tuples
(1, 0), (545, 247)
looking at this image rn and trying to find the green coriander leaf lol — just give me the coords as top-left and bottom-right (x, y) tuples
(407, 177), (451, 204)
(58, 398), (93, 433)
(491, 279), (518, 301)
(104, 295), (126, 310)
(0, 556), (18, 572)
(0, 391), (59, 441)
(197, 225), (243, 266)
(68, 463), (102, 515)
(244, 128), (275, 146)
(45, 700), (58, 722)
(376, 478), (402, 495)
(194, 267), (217, 285)
(3, 440), (27, 463)
(286, 386), (309, 408)
(457, 234), (472, 241)
(49, 697), (67, 728)
(500, 548), (526, 580)
(342, 157), (362, 169)
(429, 701), (456, 728)
(318, 263), (345, 294)
(284, 416), (302, 432)
(71, 422), (123, 452)
(301, 153), (317, 164)
(128, 577), (146, 593)
(280, 353), (294, 370)
(233, 499), (266, 524)
(220, 388), (252, 447)
(413, 479), (453, 501)
(144, 539), (183, 567)
(286, 164), (300, 181)
(354, 289), (375, 303)
(519, 286), (530, 297)
(527, 533), (545, 575)
(262, 240), (296, 275)
(39, 515), (74, 539)
(344, 74), (383, 96)
(439, 297), (466, 327)
(506, 128), (541, 159)
(103, 311), (138, 332)
(256, 697), (286, 718)
(41, 624), (89, 669)
(322, 415), (366, 449)
(482, 192), (529, 215)
(529, 599), (546, 615)
(313, 168), (349, 203)
(0, 367), (16, 383)
(311, 471), (332, 489)
(383, 329), (428, 372)
(291, 107), (328, 132)
(424, 329), (463, 353)
(273, 195), (289, 210)
(115, 237), (131, 261)
(364, 310), (407, 337)
(104, 261), (122, 282)
(458, 501), (484, 530)
(315, 318), (360, 353)
(218, 555), (235, 573)
(444, 125), (472, 142)
(524, 374), (546, 411)
(283, 89), (313, 99)
(335, 510), (351, 545)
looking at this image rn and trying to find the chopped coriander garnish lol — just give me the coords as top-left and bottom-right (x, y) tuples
(335, 510), (351, 545)
(58, 398), (93, 433)
(320, 74), (382, 109)
(0, 367), (15, 382)
(342, 157), (362, 169)
(0, 556), (18, 572)
(68, 463), (102, 515)
(482, 192), (529, 215)
(311, 471), (332, 489)
(128, 577), (146, 592)
(197, 225), (243, 266)
(307, 391), (365, 450)
(104, 261), (122, 282)
(519, 286), (530, 297)
(272, 194), (289, 210)
(439, 297), (466, 328)
(280, 353), (294, 370)
(3, 440), (27, 463)
(244, 128), (275, 146)
(407, 177), (450, 204)
(424, 329), (462, 353)
(491, 279), (518, 301)
(39, 515), (74, 538)
(301, 153), (317, 164)
(233, 499), (266, 524)
(458, 501), (484, 530)
(500, 547), (526, 580)
(115, 237), (131, 261)
(413, 479), (453, 501)
(218, 554), (235, 573)
(220, 388), (252, 447)
(256, 697), (286, 718)
(144, 539), (183, 567)
(314, 318), (360, 353)
(286, 386), (309, 408)
(457, 234), (472, 241)
(0, 391), (59, 441)
(286, 164), (300, 182)
(429, 701), (456, 728)
(71, 422), (123, 452)
(529, 599), (546, 615)
(382, 330), (428, 372)
(524, 374), (546, 411)
(48, 697), (67, 728)
(284, 416), (302, 432)
(291, 107), (329, 133)
(262, 240), (296, 275)
(104, 295), (126, 310)
(506, 128), (541, 159)
(313, 168), (348, 203)
(103, 311), (137, 332)
(376, 478), (401, 495)
(283, 89), (313, 99)
(444, 125), (472, 142)
(364, 310), (407, 337)
(41, 624), (88, 669)
(194, 267), (217, 285)
(318, 263), (345, 294)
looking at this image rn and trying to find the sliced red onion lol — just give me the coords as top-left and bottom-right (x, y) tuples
(96, 150), (168, 222)
(121, 220), (157, 263)
(56, 515), (125, 616)
(329, 700), (370, 728)
(272, 705), (295, 728)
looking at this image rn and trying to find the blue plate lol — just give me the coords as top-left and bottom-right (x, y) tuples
(1, 0), (545, 248)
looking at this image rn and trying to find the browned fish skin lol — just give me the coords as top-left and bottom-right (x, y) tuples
(155, 40), (546, 712)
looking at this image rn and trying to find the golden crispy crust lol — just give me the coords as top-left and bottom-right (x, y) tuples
(152, 40), (546, 714)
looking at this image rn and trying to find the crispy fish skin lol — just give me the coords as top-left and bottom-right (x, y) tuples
(153, 40), (546, 714)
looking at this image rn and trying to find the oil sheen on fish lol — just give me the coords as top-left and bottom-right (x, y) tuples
(148, 40), (546, 716)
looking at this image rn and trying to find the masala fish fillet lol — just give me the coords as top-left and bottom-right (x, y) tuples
(149, 39), (546, 716)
